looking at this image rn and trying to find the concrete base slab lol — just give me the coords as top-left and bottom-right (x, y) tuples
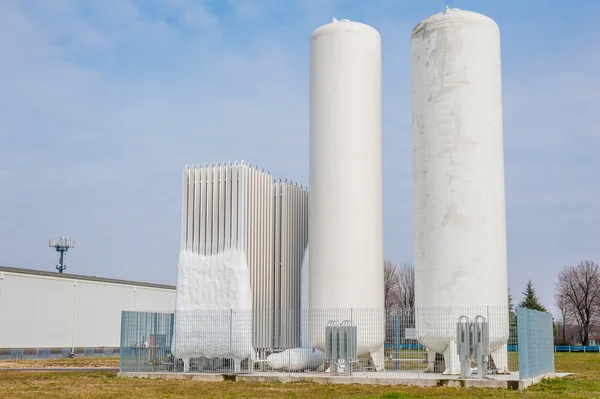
(118, 371), (570, 390)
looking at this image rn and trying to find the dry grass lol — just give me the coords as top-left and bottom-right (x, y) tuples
(0, 357), (119, 369)
(0, 353), (597, 398)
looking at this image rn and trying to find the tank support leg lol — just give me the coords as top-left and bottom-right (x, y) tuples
(490, 343), (510, 374)
(370, 344), (385, 371)
(424, 350), (436, 372)
(443, 340), (461, 375)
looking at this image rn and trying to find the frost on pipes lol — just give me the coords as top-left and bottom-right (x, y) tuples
(173, 249), (254, 368)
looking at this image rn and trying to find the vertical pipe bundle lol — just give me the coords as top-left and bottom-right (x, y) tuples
(272, 180), (309, 349)
(173, 162), (263, 368)
(174, 162), (308, 359)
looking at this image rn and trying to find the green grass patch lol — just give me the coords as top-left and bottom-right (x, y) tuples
(0, 353), (597, 398)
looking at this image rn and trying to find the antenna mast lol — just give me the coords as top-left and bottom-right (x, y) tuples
(49, 236), (75, 273)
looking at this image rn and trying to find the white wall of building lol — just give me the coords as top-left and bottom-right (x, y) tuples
(0, 268), (175, 349)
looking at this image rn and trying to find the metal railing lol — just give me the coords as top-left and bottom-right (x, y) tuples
(554, 345), (600, 352)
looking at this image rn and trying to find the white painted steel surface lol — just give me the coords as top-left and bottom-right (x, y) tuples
(412, 8), (509, 373)
(0, 270), (175, 349)
(309, 19), (385, 365)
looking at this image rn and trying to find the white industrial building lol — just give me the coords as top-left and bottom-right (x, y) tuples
(0, 265), (175, 356)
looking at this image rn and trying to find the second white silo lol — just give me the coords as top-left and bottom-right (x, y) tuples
(309, 18), (385, 370)
(412, 8), (509, 374)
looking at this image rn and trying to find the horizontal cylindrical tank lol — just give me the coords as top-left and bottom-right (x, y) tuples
(412, 7), (509, 362)
(309, 18), (385, 361)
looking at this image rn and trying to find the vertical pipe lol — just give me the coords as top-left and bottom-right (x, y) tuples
(291, 183), (298, 346)
(199, 167), (207, 255)
(255, 168), (262, 348)
(212, 164), (219, 255)
(180, 169), (188, 251)
(239, 163), (246, 259)
(282, 182), (289, 346)
(186, 169), (195, 252)
(193, 168), (201, 254)
(247, 167), (255, 345)
(282, 182), (288, 346)
(224, 164), (232, 250)
(273, 181), (281, 346)
(218, 164), (226, 253)
(292, 184), (299, 346)
(264, 171), (270, 349)
(231, 164), (239, 249)
(251, 167), (258, 348)
(205, 167), (213, 256)
(260, 170), (267, 349)
(267, 174), (274, 349)
(252, 167), (264, 346)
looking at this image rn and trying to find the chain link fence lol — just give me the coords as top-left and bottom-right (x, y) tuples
(120, 307), (552, 380)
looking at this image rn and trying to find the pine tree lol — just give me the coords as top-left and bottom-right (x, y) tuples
(519, 280), (548, 312)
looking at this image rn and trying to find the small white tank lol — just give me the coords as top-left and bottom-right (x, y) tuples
(309, 18), (385, 370)
(412, 8), (510, 373)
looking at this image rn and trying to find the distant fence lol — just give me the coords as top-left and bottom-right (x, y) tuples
(0, 347), (119, 361)
(554, 345), (600, 353)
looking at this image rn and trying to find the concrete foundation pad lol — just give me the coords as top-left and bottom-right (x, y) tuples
(117, 371), (570, 390)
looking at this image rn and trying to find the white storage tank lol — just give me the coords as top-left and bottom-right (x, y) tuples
(309, 18), (385, 370)
(412, 8), (509, 374)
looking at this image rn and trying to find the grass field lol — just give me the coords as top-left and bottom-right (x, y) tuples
(0, 353), (598, 398)
(0, 357), (119, 369)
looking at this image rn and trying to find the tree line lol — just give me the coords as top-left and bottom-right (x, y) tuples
(384, 259), (600, 346)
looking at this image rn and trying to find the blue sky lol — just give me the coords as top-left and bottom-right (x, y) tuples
(1, 0), (598, 314)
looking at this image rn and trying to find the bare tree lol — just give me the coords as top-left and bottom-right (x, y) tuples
(555, 260), (600, 345)
(384, 261), (415, 345)
(397, 262), (415, 311)
(384, 260), (401, 310)
(384, 260), (414, 311)
(554, 291), (570, 344)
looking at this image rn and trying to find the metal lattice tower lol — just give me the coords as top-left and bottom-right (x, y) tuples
(49, 236), (75, 273)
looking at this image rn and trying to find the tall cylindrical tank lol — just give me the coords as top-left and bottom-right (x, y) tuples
(412, 8), (509, 373)
(309, 18), (385, 367)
